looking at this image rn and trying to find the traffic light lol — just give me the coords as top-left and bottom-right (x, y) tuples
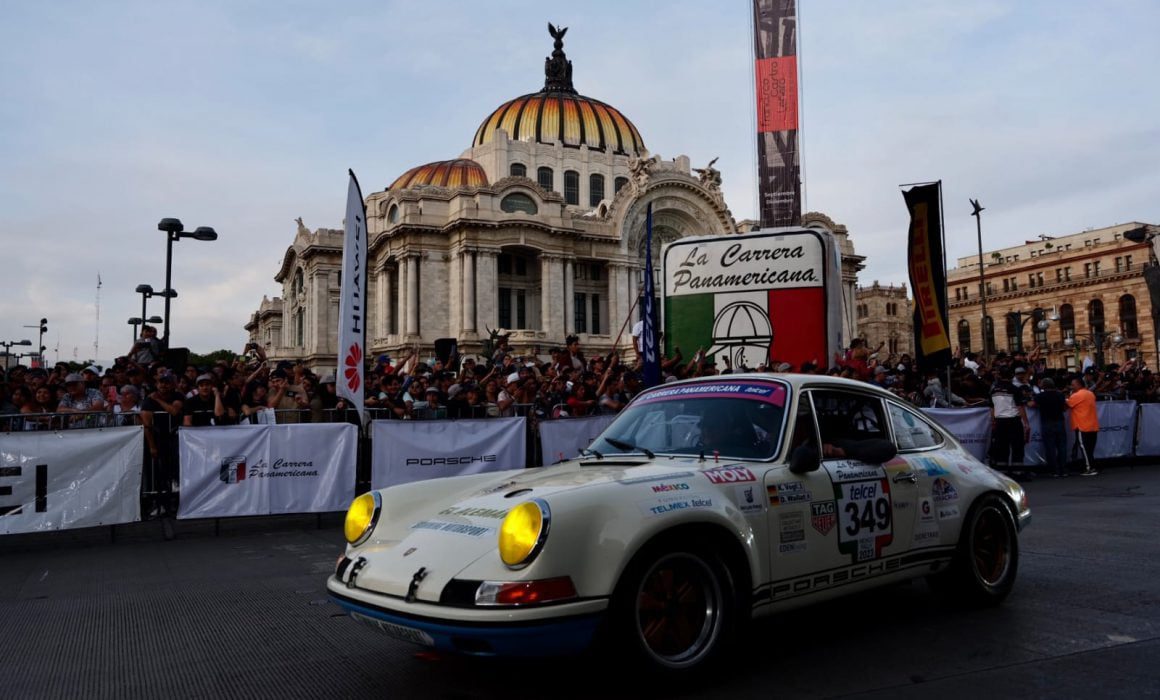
(39, 318), (47, 335)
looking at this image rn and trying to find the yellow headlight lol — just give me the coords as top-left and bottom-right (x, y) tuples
(344, 492), (380, 545)
(498, 500), (550, 568)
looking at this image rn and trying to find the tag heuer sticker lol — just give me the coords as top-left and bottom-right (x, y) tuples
(810, 500), (836, 536)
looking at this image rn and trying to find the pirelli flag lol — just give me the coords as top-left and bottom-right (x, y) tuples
(903, 183), (952, 369)
(753, 0), (801, 228)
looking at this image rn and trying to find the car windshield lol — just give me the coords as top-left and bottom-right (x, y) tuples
(589, 380), (788, 460)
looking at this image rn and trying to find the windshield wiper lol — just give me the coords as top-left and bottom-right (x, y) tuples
(604, 437), (655, 459)
(579, 447), (604, 460)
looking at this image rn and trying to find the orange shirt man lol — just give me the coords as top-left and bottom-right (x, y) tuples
(1066, 377), (1099, 476)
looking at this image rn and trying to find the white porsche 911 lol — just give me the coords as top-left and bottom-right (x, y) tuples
(327, 374), (1030, 671)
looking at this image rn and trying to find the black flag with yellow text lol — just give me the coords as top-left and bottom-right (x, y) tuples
(903, 183), (951, 370)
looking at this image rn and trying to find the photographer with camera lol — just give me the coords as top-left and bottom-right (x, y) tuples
(267, 368), (308, 423)
(130, 324), (162, 365)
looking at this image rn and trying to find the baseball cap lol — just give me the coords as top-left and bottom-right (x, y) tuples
(320, 373), (336, 385)
(1014, 366), (1027, 374)
(425, 386), (440, 395)
(196, 373), (215, 384)
(83, 365), (101, 375)
(64, 373), (85, 384)
(158, 371), (177, 383)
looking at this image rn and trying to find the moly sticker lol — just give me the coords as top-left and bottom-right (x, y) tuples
(931, 478), (958, 503)
(733, 484), (764, 515)
(703, 465), (757, 484)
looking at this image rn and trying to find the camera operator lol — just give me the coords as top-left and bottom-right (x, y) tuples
(267, 368), (308, 423)
(130, 325), (162, 365)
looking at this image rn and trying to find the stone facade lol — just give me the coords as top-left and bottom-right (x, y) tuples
(947, 222), (1160, 369)
(246, 30), (864, 371)
(855, 282), (914, 357)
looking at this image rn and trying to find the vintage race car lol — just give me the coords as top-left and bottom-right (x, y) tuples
(327, 374), (1030, 671)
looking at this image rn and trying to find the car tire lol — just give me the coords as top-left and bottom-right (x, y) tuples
(932, 493), (1019, 606)
(608, 540), (739, 673)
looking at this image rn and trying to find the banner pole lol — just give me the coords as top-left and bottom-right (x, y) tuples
(611, 291), (643, 355)
(938, 180), (951, 392)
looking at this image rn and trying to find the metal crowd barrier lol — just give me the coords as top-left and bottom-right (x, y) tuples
(0, 411), (143, 432)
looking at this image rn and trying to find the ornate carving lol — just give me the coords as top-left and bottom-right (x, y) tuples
(692, 157), (722, 191)
(544, 23), (575, 93)
(627, 153), (660, 192)
(295, 217), (309, 236)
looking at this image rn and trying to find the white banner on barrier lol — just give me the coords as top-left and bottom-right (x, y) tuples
(1094, 401), (1136, 459)
(922, 408), (992, 462)
(177, 424), (358, 519)
(540, 415), (616, 465)
(371, 418), (525, 488)
(1137, 404), (1160, 457)
(1, 427), (143, 534)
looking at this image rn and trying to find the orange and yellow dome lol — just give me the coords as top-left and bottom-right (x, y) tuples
(389, 159), (488, 190)
(473, 91), (645, 156)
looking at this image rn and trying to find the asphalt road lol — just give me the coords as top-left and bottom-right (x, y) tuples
(2, 467), (1159, 699)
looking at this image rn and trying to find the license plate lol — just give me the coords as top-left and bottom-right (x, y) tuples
(351, 612), (434, 646)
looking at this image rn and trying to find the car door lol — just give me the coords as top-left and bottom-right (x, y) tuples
(885, 400), (955, 551)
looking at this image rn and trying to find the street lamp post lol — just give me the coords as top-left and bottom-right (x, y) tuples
(1004, 308), (1055, 355)
(156, 218), (217, 348)
(1, 339), (32, 371)
(1065, 329), (1123, 369)
(970, 199), (989, 364)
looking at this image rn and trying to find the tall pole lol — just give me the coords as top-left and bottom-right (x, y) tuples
(163, 233), (174, 348)
(971, 199), (988, 364)
(141, 292), (148, 330)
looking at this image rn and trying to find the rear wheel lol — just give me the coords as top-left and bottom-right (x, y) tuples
(611, 543), (737, 671)
(931, 494), (1019, 605)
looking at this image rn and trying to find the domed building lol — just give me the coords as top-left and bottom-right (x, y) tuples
(247, 27), (863, 366)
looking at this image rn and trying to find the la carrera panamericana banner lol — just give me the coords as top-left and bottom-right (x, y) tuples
(1, 426), (143, 535)
(370, 417), (526, 488)
(177, 424), (357, 519)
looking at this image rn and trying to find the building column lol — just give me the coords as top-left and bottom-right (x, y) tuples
(377, 265), (393, 341)
(463, 250), (477, 334)
(396, 258), (406, 340)
(406, 255), (420, 337)
(564, 260), (575, 335)
(477, 251), (499, 337)
(540, 255), (564, 341)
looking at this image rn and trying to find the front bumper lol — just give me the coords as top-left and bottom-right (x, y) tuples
(327, 576), (607, 657)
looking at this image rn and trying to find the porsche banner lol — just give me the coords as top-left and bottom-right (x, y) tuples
(539, 415), (616, 465)
(904, 183), (951, 369)
(1, 427), (143, 534)
(753, 0), (801, 228)
(177, 424), (357, 519)
(371, 418), (526, 488)
(922, 408), (991, 462)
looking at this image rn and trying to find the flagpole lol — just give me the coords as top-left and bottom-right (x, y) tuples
(938, 180), (951, 391)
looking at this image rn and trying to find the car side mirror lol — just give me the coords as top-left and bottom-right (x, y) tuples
(789, 446), (820, 474)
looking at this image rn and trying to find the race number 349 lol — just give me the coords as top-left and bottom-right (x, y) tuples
(837, 480), (891, 543)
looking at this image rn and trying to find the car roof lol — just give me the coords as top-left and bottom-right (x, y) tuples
(652, 372), (896, 398)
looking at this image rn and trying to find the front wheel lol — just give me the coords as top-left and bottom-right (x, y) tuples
(931, 493), (1019, 605)
(611, 544), (737, 671)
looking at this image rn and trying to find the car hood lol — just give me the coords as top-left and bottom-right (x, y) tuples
(351, 459), (705, 602)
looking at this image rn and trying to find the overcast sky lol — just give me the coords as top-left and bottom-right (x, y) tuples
(2, 0), (1157, 362)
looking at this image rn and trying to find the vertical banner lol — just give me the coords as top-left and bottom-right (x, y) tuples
(1135, 403), (1160, 456)
(177, 424), (358, 518)
(904, 183), (952, 370)
(1094, 401), (1137, 459)
(753, 0), (801, 228)
(338, 170), (367, 418)
(371, 418), (526, 488)
(1, 427), (143, 534)
(641, 204), (660, 387)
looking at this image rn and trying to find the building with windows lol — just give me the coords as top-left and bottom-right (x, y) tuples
(946, 222), (1160, 369)
(246, 28), (864, 369)
(855, 282), (913, 357)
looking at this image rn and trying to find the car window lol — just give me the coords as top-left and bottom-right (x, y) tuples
(811, 390), (888, 444)
(787, 391), (821, 457)
(887, 402), (944, 451)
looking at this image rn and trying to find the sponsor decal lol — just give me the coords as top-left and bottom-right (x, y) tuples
(410, 520), (493, 537)
(826, 461), (886, 483)
(703, 465), (757, 484)
(641, 494), (715, 517)
(478, 479), (518, 495)
(767, 480), (811, 506)
(778, 541), (807, 554)
(779, 511), (805, 544)
(652, 482), (691, 493)
(438, 506), (508, 519)
(619, 472), (695, 485)
(402, 547), (417, 557)
(937, 505), (960, 520)
(757, 546), (955, 602)
(894, 501), (911, 510)
(913, 530), (940, 543)
(220, 454), (319, 481)
(406, 455), (497, 466)
(913, 457), (949, 477)
(635, 382), (786, 408)
(931, 478), (958, 503)
(810, 500), (837, 536)
(830, 466), (894, 563)
(955, 462), (976, 476)
(919, 497), (935, 522)
(734, 484), (765, 515)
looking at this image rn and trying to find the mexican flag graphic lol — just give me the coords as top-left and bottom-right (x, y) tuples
(663, 230), (830, 371)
